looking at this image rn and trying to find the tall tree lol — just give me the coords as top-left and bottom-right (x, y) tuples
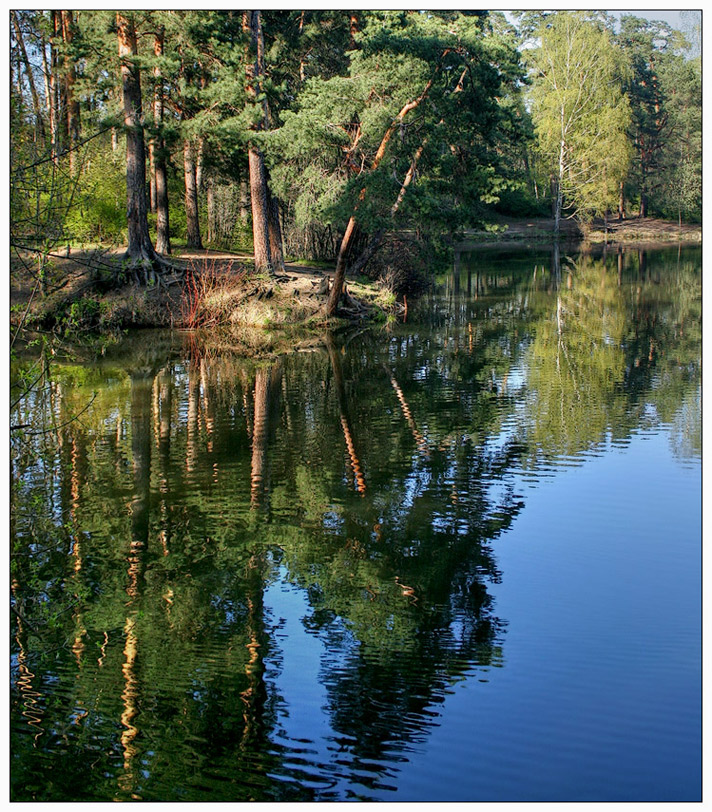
(617, 16), (677, 218)
(60, 11), (81, 175)
(152, 24), (171, 254)
(243, 10), (282, 274)
(527, 11), (631, 233)
(656, 44), (701, 223)
(116, 12), (163, 278)
(270, 11), (525, 314)
(11, 11), (46, 144)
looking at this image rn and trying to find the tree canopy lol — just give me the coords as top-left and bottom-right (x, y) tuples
(9, 9), (701, 301)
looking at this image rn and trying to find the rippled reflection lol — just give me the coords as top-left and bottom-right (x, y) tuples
(10, 244), (700, 801)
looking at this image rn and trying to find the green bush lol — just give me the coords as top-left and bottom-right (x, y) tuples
(493, 186), (550, 218)
(65, 152), (127, 244)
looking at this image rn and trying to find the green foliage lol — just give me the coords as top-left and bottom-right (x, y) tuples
(527, 11), (631, 223)
(655, 54), (701, 222)
(64, 144), (127, 243)
(268, 10), (529, 262)
(8, 5), (704, 303)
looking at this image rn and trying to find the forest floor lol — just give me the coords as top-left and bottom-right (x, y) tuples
(10, 246), (395, 335)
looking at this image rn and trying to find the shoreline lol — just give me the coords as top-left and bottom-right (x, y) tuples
(11, 217), (700, 342)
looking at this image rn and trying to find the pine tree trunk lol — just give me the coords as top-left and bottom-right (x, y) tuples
(206, 178), (215, 244)
(267, 186), (285, 273)
(61, 11), (80, 176)
(40, 30), (56, 158)
(155, 158), (171, 255)
(12, 12), (46, 142)
(244, 10), (278, 275)
(148, 141), (157, 213)
(117, 12), (162, 278)
(54, 11), (68, 154)
(183, 137), (203, 249)
(49, 14), (61, 162)
(248, 145), (272, 272)
(153, 27), (170, 255)
(196, 137), (204, 196)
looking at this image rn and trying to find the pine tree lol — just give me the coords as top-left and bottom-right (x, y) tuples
(116, 12), (163, 279)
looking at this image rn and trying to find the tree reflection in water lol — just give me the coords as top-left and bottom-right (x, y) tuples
(10, 244), (700, 801)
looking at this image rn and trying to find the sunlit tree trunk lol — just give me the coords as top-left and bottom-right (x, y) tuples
(243, 10), (280, 274)
(11, 12), (45, 143)
(61, 11), (80, 175)
(153, 26), (171, 254)
(40, 28), (57, 160)
(117, 12), (163, 277)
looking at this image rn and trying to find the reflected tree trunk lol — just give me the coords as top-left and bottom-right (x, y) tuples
(325, 333), (366, 495)
(551, 242), (561, 288)
(186, 362), (200, 474)
(383, 364), (429, 456)
(239, 553), (269, 752)
(12, 577), (45, 745)
(157, 366), (172, 556)
(250, 362), (282, 510)
(117, 371), (154, 798)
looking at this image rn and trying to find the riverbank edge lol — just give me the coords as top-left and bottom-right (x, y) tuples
(11, 216), (700, 342)
(458, 215), (701, 248)
(10, 251), (402, 343)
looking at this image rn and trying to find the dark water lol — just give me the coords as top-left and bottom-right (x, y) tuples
(10, 245), (701, 802)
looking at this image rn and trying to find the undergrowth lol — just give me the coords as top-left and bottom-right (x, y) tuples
(180, 258), (247, 328)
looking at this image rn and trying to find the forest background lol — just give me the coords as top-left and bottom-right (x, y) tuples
(8, 8), (702, 326)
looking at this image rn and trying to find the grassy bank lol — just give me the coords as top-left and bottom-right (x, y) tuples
(10, 247), (399, 340)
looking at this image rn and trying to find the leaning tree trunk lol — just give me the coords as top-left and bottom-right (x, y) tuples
(327, 77), (434, 316)
(12, 11), (45, 143)
(117, 12), (162, 280)
(41, 17), (59, 164)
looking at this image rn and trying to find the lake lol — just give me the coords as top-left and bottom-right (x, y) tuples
(10, 243), (701, 802)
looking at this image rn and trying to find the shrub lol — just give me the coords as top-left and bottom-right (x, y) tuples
(179, 258), (247, 328)
(64, 152), (127, 244)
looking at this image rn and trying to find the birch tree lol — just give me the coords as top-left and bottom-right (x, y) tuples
(528, 11), (631, 233)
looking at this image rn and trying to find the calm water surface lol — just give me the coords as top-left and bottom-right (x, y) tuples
(10, 245), (701, 801)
